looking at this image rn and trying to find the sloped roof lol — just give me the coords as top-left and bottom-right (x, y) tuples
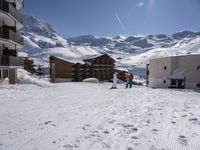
(82, 54), (116, 62)
(51, 53), (115, 64)
(51, 56), (85, 64)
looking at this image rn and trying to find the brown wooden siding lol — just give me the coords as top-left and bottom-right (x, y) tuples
(50, 55), (116, 83)
(24, 58), (33, 73)
(50, 56), (72, 83)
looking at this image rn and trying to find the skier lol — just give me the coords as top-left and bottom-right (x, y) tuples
(126, 73), (134, 88)
(111, 72), (118, 89)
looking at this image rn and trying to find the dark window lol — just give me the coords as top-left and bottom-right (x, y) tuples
(197, 66), (200, 70)
(163, 80), (166, 83)
(0, 70), (2, 79)
(171, 80), (177, 85)
(3, 70), (8, 79)
(197, 83), (200, 88)
(164, 66), (167, 70)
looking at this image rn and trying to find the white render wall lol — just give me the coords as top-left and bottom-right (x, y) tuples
(149, 57), (172, 88)
(149, 77), (170, 88)
(149, 54), (200, 89)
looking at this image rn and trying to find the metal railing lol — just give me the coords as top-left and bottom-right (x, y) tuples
(0, 0), (23, 24)
(0, 27), (24, 45)
(0, 55), (23, 66)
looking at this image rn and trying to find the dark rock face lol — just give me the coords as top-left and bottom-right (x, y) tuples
(172, 31), (198, 40)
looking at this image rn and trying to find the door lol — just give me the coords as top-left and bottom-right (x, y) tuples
(178, 79), (185, 89)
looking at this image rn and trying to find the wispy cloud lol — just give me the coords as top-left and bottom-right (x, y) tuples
(114, 12), (126, 31)
(138, 1), (144, 7)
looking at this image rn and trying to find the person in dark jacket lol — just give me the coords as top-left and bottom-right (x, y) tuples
(126, 73), (134, 88)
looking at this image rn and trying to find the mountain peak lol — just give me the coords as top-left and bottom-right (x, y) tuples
(172, 30), (198, 40)
(21, 14), (69, 54)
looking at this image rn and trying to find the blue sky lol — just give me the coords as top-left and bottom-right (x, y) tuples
(23, 0), (200, 37)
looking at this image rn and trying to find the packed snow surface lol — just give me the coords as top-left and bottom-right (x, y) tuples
(0, 83), (200, 150)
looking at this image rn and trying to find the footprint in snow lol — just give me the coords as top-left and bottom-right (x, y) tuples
(44, 121), (52, 125)
(103, 130), (110, 134)
(131, 136), (139, 139)
(44, 121), (56, 127)
(127, 147), (135, 150)
(189, 113), (194, 116)
(171, 121), (176, 124)
(119, 123), (134, 128)
(181, 114), (187, 118)
(107, 118), (116, 124)
(189, 118), (200, 125)
(178, 135), (188, 146)
(152, 129), (158, 132)
(102, 142), (111, 148)
(63, 144), (73, 149)
(82, 124), (91, 130)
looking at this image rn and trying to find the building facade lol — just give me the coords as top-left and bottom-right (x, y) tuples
(50, 54), (116, 83)
(147, 54), (200, 89)
(0, 0), (24, 84)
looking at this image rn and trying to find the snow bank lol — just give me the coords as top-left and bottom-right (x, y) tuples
(82, 78), (99, 83)
(17, 69), (51, 87)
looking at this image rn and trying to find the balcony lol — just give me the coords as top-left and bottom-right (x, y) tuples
(0, 0), (23, 24)
(7, 0), (24, 10)
(0, 27), (23, 46)
(17, 0), (24, 7)
(0, 55), (23, 67)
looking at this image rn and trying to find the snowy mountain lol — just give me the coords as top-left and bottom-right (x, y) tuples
(20, 15), (99, 67)
(20, 14), (200, 74)
(68, 32), (200, 66)
(21, 15), (69, 52)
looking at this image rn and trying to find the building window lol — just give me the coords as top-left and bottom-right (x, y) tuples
(3, 70), (9, 79)
(164, 66), (167, 70)
(197, 83), (200, 88)
(0, 70), (2, 80)
(197, 66), (200, 70)
(171, 79), (177, 85)
(0, 70), (9, 79)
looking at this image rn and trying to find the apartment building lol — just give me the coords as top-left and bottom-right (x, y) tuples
(147, 54), (200, 89)
(50, 54), (116, 83)
(0, 0), (24, 84)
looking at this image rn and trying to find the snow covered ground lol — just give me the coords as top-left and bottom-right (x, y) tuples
(0, 83), (200, 150)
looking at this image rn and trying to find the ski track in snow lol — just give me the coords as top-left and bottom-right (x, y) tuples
(0, 83), (200, 150)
